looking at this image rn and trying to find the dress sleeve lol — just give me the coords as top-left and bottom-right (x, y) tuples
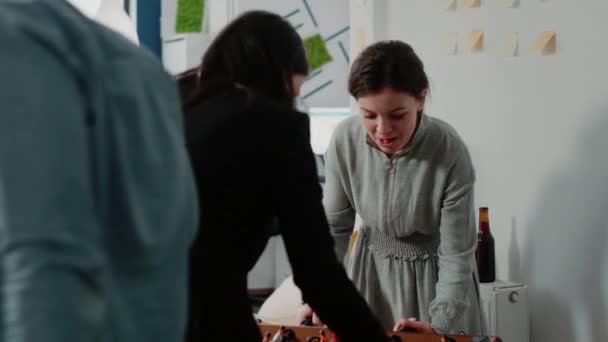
(322, 126), (356, 261)
(429, 148), (478, 334)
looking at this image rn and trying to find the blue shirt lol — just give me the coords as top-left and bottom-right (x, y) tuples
(0, 1), (198, 341)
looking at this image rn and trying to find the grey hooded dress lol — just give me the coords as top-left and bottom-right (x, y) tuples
(323, 113), (484, 335)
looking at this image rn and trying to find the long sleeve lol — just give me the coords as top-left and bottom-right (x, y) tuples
(429, 149), (477, 333)
(270, 112), (387, 342)
(322, 127), (356, 262)
(0, 32), (106, 342)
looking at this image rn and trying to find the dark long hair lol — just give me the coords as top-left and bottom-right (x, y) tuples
(180, 11), (309, 109)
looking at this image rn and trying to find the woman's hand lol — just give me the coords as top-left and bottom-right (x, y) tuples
(296, 304), (324, 326)
(393, 317), (436, 333)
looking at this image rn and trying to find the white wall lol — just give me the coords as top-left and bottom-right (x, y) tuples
(380, 0), (608, 341)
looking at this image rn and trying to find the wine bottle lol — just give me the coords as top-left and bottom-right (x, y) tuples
(476, 207), (495, 283)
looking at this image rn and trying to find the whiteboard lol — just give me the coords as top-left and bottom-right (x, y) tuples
(237, 0), (351, 107)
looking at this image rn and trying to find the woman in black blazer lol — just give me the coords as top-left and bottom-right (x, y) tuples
(180, 11), (388, 342)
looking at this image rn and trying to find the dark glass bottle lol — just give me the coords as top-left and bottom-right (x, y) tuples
(476, 207), (495, 283)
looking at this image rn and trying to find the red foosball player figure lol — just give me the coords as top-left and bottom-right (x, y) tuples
(319, 330), (328, 342)
(263, 332), (272, 342)
(330, 332), (340, 342)
(272, 326), (286, 342)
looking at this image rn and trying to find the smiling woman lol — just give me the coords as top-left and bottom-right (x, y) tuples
(300, 40), (485, 335)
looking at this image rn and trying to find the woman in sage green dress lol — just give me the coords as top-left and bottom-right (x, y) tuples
(301, 40), (484, 335)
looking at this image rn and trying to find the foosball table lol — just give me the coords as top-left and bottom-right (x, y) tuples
(259, 324), (502, 342)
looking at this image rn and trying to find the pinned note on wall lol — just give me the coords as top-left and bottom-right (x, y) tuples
(466, 29), (484, 52)
(355, 26), (366, 51)
(443, 0), (457, 11)
(444, 32), (458, 55)
(532, 31), (556, 55)
(175, 0), (205, 33)
(463, 0), (481, 8)
(502, 0), (519, 8)
(502, 32), (519, 57)
(304, 34), (333, 72)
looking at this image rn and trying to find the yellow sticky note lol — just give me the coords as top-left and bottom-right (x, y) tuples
(464, 0), (481, 8)
(445, 32), (458, 55)
(532, 31), (556, 55)
(355, 26), (366, 51)
(503, 0), (519, 8)
(466, 29), (483, 52)
(347, 230), (360, 254)
(502, 32), (518, 57)
(443, 0), (457, 11)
